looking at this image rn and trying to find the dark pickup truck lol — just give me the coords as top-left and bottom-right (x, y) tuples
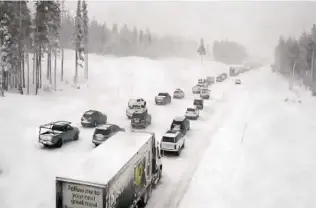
(39, 121), (79, 148)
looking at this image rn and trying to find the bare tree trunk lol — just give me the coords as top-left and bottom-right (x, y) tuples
(33, 52), (35, 84)
(39, 45), (42, 88)
(54, 48), (57, 90)
(49, 48), (52, 84)
(22, 53), (25, 88)
(61, 47), (64, 81)
(46, 51), (50, 80)
(74, 49), (78, 84)
(85, 51), (88, 80)
(27, 49), (30, 95)
(35, 48), (39, 95)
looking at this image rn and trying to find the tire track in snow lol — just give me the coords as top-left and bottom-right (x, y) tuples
(148, 83), (236, 208)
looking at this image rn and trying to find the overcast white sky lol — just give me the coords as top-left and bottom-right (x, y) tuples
(65, 1), (316, 59)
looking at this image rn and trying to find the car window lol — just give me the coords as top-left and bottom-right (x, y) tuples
(113, 125), (119, 132)
(52, 125), (65, 132)
(94, 128), (111, 135)
(162, 136), (175, 143)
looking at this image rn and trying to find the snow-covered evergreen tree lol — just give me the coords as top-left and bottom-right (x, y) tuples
(74, 0), (84, 84)
(82, 0), (88, 80)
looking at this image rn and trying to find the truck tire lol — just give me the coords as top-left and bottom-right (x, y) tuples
(176, 149), (181, 156)
(140, 185), (152, 207)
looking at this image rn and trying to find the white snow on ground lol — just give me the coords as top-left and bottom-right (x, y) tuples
(0, 50), (232, 208)
(180, 68), (316, 208)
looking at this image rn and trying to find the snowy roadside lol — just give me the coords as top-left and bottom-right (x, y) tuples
(0, 53), (231, 208)
(180, 67), (316, 208)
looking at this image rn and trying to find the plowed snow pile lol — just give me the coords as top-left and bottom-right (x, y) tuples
(0, 51), (229, 208)
(180, 68), (316, 208)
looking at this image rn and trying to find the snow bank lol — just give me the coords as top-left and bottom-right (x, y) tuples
(0, 50), (230, 208)
(180, 67), (316, 208)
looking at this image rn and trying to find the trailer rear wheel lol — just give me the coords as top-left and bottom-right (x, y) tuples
(140, 185), (152, 207)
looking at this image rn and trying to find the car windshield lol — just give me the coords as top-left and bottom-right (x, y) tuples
(162, 136), (175, 143)
(132, 105), (142, 109)
(51, 125), (66, 132)
(94, 128), (110, 135)
(83, 111), (94, 118)
(133, 113), (145, 119)
(187, 108), (195, 112)
(194, 100), (202, 105)
(158, 93), (167, 96)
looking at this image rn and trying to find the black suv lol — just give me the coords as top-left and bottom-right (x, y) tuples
(170, 116), (190, 136)
(92, 124), (125, 146)
(81, 110), (107, 127)
(155, 92), (172, 105)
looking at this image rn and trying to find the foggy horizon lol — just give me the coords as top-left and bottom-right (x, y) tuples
(64, 1), (316, 60)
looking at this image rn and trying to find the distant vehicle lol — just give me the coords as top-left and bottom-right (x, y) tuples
(230, 65), (250, 75)
(128, 97), (146, 109)
(56, 131), (163, 208)
(185, 107), (199, 120)
(155, 92), (172, 105)
(198, 83), (208, 88)
(216, 75), (223, 82)
(131, 110), (152, 129)
(126, 103), (148, 119)
(160, 130), (185, 156)
(173, 88), (185, 99)
(81, 110), (107, 127)
(221, 73), (228, 80)
(200, 88), (210, 100)
(206, 76), (215, 85)
(39, 121), (79, 148)
(271, 64), (276, 72)
(235, 79), (241, 84)
(192, 85), (201, 94)
(193, 98), (204, 110)
(170, 116), (190, 136)
(198, 78), (204, 84)
(92, 124), (125, 146)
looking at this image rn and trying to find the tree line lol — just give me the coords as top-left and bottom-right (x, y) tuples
(273, 25), (316, 90)
(0, 0), (197, 96)
(212, 40), (248, 65)
(60, 11), (197, 58)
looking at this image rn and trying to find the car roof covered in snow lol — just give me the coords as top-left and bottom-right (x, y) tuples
(173, 116), (186, 121)
(84, 110), (97, 115)
(163, 131), (180, 138)
(57, 131), (152, 185)
(96, 124), (114, 130)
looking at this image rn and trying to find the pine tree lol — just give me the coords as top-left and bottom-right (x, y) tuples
(0, 1), (14, 92)
(34, 1), (50, 94)
(139, 29), (143, 43)
(82, 0), (88, 80)
(74, 0), (84, 84)
(197, 38), (206, 63)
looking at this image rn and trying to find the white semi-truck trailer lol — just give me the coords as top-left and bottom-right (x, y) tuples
(56, 131), (162, 208)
